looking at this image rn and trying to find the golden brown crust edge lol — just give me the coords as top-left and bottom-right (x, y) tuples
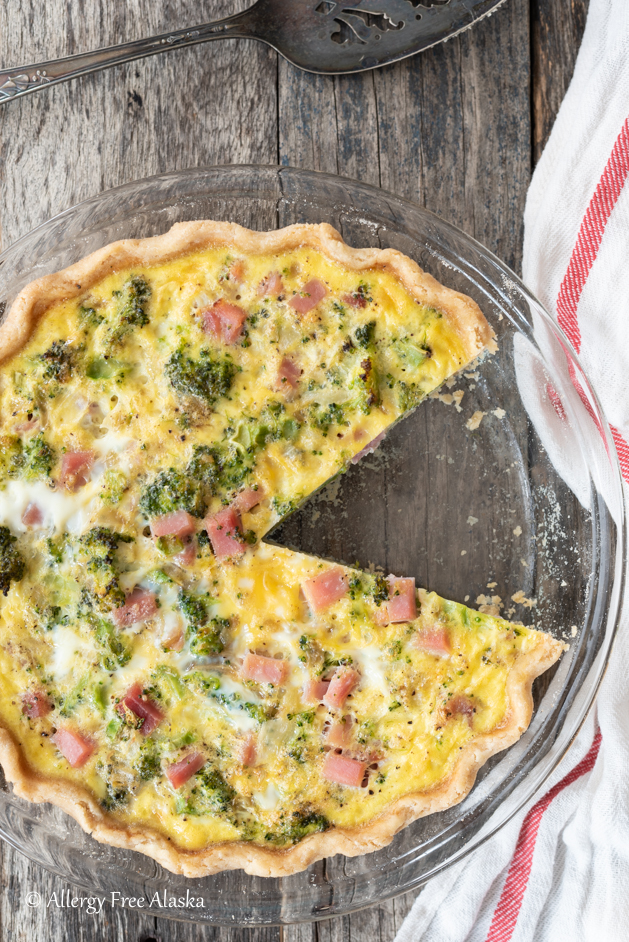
(0, 633), (564, 878)
(0, 220), (495, 366)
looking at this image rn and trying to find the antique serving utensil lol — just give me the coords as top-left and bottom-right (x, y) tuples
(0, 0), (506, 103)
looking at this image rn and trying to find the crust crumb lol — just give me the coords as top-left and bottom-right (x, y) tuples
(466, 411), (485, 431)
(476, 594), (503, 616)
(511, 590), (536, 609)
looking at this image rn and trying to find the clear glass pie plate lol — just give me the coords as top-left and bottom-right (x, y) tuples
(0, 166), (623, 925)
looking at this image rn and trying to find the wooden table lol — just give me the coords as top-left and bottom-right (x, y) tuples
(0, 1), (587, 938)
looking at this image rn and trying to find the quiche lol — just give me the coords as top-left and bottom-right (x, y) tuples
(0, 222), (564, 877)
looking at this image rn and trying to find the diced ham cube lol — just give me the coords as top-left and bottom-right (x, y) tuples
(387, 576), (417, 623)
(302, 568), (348, 613)
(303, 678), (331, 703)
(229, 260), (245, 282)
(232, 487), (264, 513)
(241, 652), (289, 687)
(322, 752), (366, 788)
(112, 588), (158, 627)
(22, 502), (44, 528)
(276, 357), (301, 392)
(173, 537), (197, 567)
(323, 667), (359, 710)
(258, 271), (284, 297)
(52, 727), (94, 768)
(413, 626), (451, 656)
(150, 511), (196, 539)
(374, 576), (417, 625)
(117, 682), (164, 734)
(202, 299), (248, 344)
(350, 430), (387, 465)
(325, 717), (353, 749)
(60, 451), (94, 491)
(289, 278), (327, 315)
(204, 506), (245, 558)
(22, 689), (52, 719)
(446, 694), (476, 726)
(342, 291), (367, 308)
(238, 732), (257, 767)
(166, 751), (205, 788)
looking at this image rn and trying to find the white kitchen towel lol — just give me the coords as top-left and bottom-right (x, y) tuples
(395, 0), (629, 939)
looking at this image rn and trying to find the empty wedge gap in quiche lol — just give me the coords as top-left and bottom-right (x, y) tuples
(0, 221), (564, 877)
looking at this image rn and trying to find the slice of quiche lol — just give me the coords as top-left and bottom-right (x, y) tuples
(0, 222), (563, 877)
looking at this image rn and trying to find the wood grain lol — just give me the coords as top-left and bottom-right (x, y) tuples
(531, 0), (589, 164)
(0, 0), (587, 938)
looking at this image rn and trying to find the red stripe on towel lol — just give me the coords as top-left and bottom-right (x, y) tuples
(556, 116), (629, 352)
(485, 729), (602, 942)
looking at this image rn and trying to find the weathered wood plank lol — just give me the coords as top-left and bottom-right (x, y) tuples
(531, 0), (589, 164)
(0, 0), (277, 250)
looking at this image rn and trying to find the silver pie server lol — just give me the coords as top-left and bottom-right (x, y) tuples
(0, 0), (507, 104)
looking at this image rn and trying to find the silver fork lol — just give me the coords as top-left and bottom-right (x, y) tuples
(0, 0), (507, 103)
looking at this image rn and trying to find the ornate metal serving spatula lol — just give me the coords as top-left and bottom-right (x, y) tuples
(0, 0), (506, 103)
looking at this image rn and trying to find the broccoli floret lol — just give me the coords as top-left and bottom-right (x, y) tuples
(139, 468), (206, 519)
(370, 572), (389, 607)
(179, 591), (210, 627)
(348, 574), (364, 600)
(394, 337), (430, 370)
(349, 356), (379, 414)
(83, 610), (131, 670)
(0, 436), (24, 484)
(185, 671), (221, 696)
(196, 766), (235, 812)
(80, 527), (133, 560)
(100, 470), (128, 505)
(46, 536), (65, 565)
(190, 622), (228, 657)
(0, 527), (25, 596)
(354, 319), (376, 348)
(79, 528), (134, 610)
(272, 496), (299, 519)
(57, 672), (90, 717)
(40, 604), (66, 631)
(165, 348), (237, 406)
(175, 765), (235, 816)
(397, 381), (425, 412)
(179, 591), (229, 656)
(78, 303), (105, 329)
(233, 403), (299, 452)
(98, 760), (130, 811)
(286, 710), (316, 764)
(38, 340), (75, 383)
(196, 529), (213, 557)
(308, 402), (347, 437)
(265, 809), (330, 845)
(22, 433), (54, 481)
(108, 276), (151, 346)
(134, 738), (161, 781)
(242, 702), (270, 724)
(188, 442), (254, 497)
(154, 665), (187, 701)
